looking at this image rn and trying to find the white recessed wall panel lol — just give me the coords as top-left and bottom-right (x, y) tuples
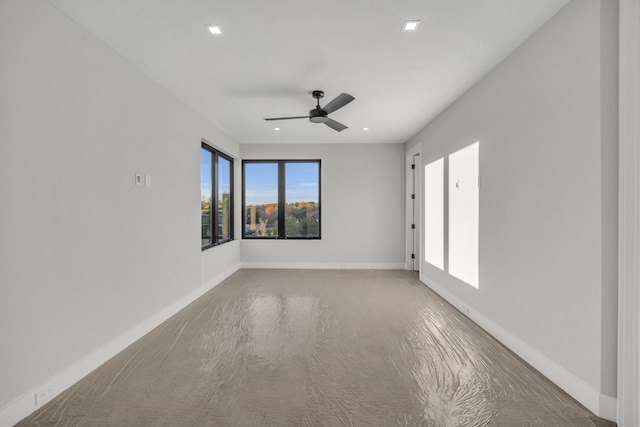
(448, 142), (479, 288)
(424, 158), (444, 270)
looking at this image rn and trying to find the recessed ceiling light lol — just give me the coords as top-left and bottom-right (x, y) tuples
(206, 25), (222, 35)
(274, 127), (280, 131)
(402, 20), (420, 32)
(363, 127), (369, 131)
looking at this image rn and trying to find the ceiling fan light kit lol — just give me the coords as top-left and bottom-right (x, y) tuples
(264, 90), (355, 132)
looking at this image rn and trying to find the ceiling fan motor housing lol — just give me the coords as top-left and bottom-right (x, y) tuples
(309, 108), (328, 123)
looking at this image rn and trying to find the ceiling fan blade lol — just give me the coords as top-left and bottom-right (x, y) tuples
(264, 116), (309, 121)
(322, 93), (355, 114)
(324, 118), (348, 132)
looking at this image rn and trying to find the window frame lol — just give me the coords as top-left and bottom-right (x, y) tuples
(242, 159), (321, 240)
(201, 141), (234, 250)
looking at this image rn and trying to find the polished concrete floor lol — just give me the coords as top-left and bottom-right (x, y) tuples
(18, 269), (615, 426)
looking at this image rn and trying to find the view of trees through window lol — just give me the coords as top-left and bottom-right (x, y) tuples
(246, 203), (279, 237)
(285, 202), (319, 237)
(244, 162), (278, 237)
(243, 160), (320, 239)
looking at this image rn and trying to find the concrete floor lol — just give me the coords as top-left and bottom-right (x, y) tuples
(18, 269), (615, 426)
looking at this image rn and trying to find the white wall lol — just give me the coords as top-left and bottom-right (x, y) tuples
(408, 0), (617, 418)
(0, 0), (240, 421)
(240, 143), (406, 269)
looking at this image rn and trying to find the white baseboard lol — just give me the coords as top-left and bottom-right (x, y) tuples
(419, 273), (617, 422)
(241, 262), (406, 270)
(599, 393), (618, 422)
(0, 263), (241, 427)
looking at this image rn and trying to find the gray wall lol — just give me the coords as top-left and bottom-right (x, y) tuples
(0, 0), (240, 410)
(408, 0), (617, 399)
(240, 143), (406, 267)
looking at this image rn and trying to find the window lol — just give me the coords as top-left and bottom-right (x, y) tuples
(243, 160), (320, 239)
(201, 143), (234, 249)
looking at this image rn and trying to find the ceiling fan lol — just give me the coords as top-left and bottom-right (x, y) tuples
(264, 90), (355, 132)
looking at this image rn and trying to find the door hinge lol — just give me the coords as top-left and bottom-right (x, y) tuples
(411, 164), (415, 170)
(411, 254), (415, 259)
(411, 194), (415, 199)
(411, 224), (415, 229)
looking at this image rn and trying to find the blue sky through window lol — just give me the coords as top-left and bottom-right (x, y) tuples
(245, 163), (278, 205)
(201, 148), (212, 202)
(286, 162), (318, 204)
(243, 162), (319, 205)
(218, 156), (230, 196)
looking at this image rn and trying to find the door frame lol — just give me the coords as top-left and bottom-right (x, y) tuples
(406, 145), (421, 271)
(618, 0), (640, 425)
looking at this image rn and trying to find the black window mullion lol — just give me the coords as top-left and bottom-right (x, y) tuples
(241, 162), (246, 237)
(212, 152), (219, 245)
(317, 160), (321, 239)
(277, 161), (286, 239)
(209, 150), (215, 247)
(227, 157), (234, 243)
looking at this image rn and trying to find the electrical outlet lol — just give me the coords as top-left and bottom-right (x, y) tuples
(145, 174), (151, 188)
(459, 305), (470, 317)
(135, 173), (142, 186)
(35, 382), (56, 407)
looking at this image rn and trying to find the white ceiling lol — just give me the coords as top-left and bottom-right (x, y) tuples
(47, 0), (569, 145)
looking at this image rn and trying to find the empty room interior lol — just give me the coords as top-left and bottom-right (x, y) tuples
(2, 0), (639, 426)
